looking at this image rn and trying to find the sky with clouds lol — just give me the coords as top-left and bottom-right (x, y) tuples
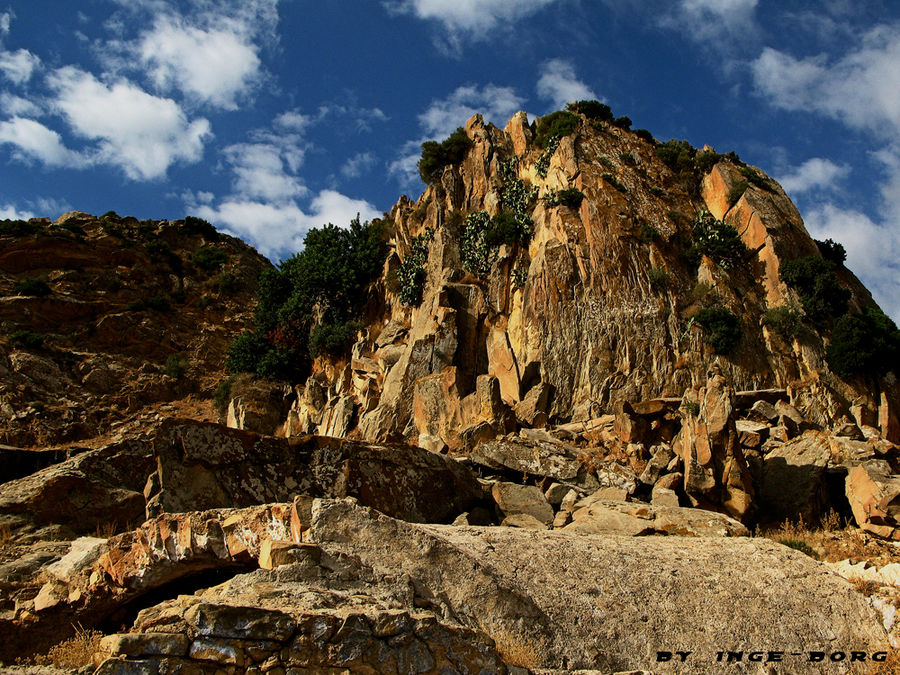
(1, 0), (899, 318)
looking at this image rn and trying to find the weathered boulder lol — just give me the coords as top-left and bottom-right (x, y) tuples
(564, 499), (749, 537)
(146, 419), (486, 524)
(638, 443), (675, 486)
(471, 437), (581, 481)
(491, 482), (554, 525)
(224, 377), (289, 435)
(614, 400), (649, 444)
(758, 431), (832, 525)
(846, 460), (900, 539)
(673, 374), (753, 520)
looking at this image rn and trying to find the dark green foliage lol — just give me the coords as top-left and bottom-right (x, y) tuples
(683, 400), (700, 417)
(689, 211), (746, 270)
(816, 238), (846, 265)
(826, 307), (900, 380)
(556, 188), (585, 208)
(728, 180), (749, 206)
(460, 211), (495, 278)
(648, 267), (670, 292)
(763, 304), (804, 339)
(101, 210), (121, 222)
(212, 271), (239, 296)
(655, 139), (696, 173)
(0, 219), (39, 236)
(634, 128), (655, 143)
(309, 320), (362, 358)
(56, 222), (87, 237)
(227, 217), (386, 381)
(192, 246), (229, 272)
(535, 110), (579, 149)
(182, 216), (219, 240)
(483, 211), (522, 247)
(694, 150), (723, 174)
(15, 277), (51, 297)
(780, 256), (850, 326)
(778, 538), (818, 558)
(695, 307), (741, 354)
(144, 238), (182, 272)
(197, 294), (214, 309)
(649, 187), (665, 197)
(213, 375), (236, 415)
(165, 355), (186, 379)
(739, 166), (772, 191)
(512, 266), (528, 289)
(612, 115), (632, 129)
(535, 136), (560, 178)
(137, 222), (157, 239)
(640, 223), (660, 242)
(10, 329), (44, 350)
(397, 227), (434, 306)
(619, 152), (636, 166)
(567, 100), (613, 122)
(417, 127), (473, 183)
(601, 173), (628, 193)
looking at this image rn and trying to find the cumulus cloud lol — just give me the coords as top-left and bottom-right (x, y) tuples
(0, 203), (33, 219)
(0, 117), (80, 167)
(752, 26), (900, 138)
(384, 0), (556, 39)
(777, 158), (849, 195)
(193, 190), (380, 260)
(0, 48), (40, 84)
(419, 84), (524, 137)
(223, 141), (307, 202)
(666, 0), (759, 45)
(0, 92), (42, 117)
(46, 67), (211, 180)
(341, 152), (377, 179)
(536, 59), (596, 110)
(139, 17), (261, 109)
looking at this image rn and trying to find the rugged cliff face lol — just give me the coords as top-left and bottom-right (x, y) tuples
(287, 111), (897, 452)
(0, 211), (269, 448)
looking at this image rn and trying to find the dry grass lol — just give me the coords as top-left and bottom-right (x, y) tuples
(492, 628), (543, 669)
(0, 521), (11, 545)
(32, 623), (103, 668)
(866, 649), (900, 675)
(848, 575), (882, 597)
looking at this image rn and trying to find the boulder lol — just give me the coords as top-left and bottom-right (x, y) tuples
(758, 432), (832, 525)
(491, 482), (554, 525)
(846, 461), (900, 539)
(613, 400), (648, 444)
(638, 443), (675, 486)
(515, 382), (553, 427)
(471, 438), (581, 481)
(146, 419), (485, 524)
(565, 499), (749, 537)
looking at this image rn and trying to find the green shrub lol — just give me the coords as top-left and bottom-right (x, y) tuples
(145, 239), (182, 272)
(182, 216), (219, 240)
(640, 222), (660, 242)
(483, 211), (522, 247)
(826, 307), (900, 380)
(619, 152), (636, 167)
(567, 100), (613, 122)
(397, 227), (434, 306)
(683, 400), (700, 417)
(649, 187), (665, 197)
(192, 246), (229, 272)
(417, 127), (473, 183)
(778, 538), (818, 558)
(694, 150), (723, 174)
(535, 110), (579, 149)
(634, 128), (655, 143)
(612, 115), (632, 130)
(212, 271), (239, 296)
(226, 216), (385, 382)
(728, 180), (748, 206)
(648, 267), (670, 292)
(655, 139), (696, 173)
(309, 320), (362, 358)
(165, 355), (186, 379)
(763, 304), (804, 339)
(601, 173), (628, 193)
(101, 210), (121, 222)
(213, 375), (236, 415)
(739, 166), (772, 191)
(0, 219), (39, 236)
(556, 188), (585, 208)
(10, 329), (44, 350)
(816, 238), (846, 265)
(780, 256), (849, 326)
(535, 136), (560, 178)
(689, 211), (745, 270)
(512, 266), (528, 289)
(695, 307), (741, 354)
(460, 211), (496, 278)
(15, 277), (51, 297)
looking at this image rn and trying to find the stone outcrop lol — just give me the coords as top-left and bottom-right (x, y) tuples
(846, 460), (900, 539)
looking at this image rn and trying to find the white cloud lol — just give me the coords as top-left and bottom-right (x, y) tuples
(419, 84), (524, 137)
(0, 12), (10, 35)
(47, 66), (211, 180)
(0, 48), (40, 84)
(223, 142), (307, 202)
(0, 92), (41, 117)
(0, 203), (33, 220)
(536, 59), (597, 110)
(341, 152), (377, 179)
(668, 0), (759, 43)
(384, 0), (556, 39)
(752, 26), (900, 138)
(0, 117), (79, 167)
(193, 190), (381, 260)
(777, 158), (849, 195)
(139, 17), (261, 109)
(275, 110), (312, 132)
(803, 202), (900, 321)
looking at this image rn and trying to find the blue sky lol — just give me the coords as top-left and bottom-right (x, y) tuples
(1, 1), (899, 317)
